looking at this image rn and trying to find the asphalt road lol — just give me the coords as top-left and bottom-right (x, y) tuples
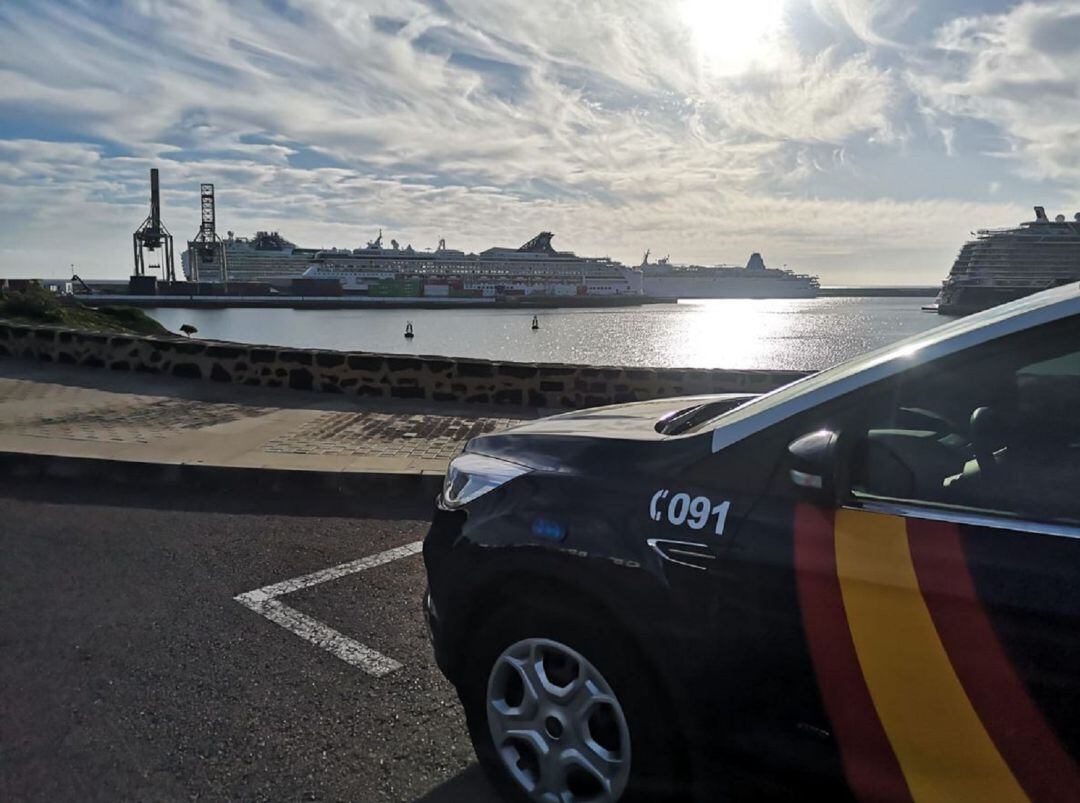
(0, 481), (500, 802)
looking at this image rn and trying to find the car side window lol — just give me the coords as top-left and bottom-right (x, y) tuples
(846, 317), (1080, 525)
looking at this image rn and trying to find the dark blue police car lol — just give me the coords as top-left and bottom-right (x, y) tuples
(424, 284), (1080, 802)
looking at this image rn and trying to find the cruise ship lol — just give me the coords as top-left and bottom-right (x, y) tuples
(934, 206), (1080, 315)
(181, 231), (322, 283)
(639, 251), (819, 299)
(302, 231), (641, 298)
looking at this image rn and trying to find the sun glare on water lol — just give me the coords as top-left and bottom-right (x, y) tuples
(681, 0), (786, 73)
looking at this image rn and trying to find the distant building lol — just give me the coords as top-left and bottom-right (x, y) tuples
(0, 278), (74, 295)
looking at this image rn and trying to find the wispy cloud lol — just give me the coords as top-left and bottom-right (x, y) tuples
(914, 1), (1080, 185)
(810, 0), (915, 47)
(0, 0), (1072, 283)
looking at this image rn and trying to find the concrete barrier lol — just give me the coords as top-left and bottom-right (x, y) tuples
(0, 319), (810, 408)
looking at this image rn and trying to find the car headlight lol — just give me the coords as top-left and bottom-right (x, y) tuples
(441, 452), (532, 509)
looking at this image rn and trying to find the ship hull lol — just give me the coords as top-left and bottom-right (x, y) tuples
(937, 282), (1068, 316)
(641, 276), (818, 300)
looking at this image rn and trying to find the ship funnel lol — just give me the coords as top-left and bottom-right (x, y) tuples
(519, 232), (556, 253)
(745, 252), (766, 270)
(1034, 205), (1048, 221)
(1056, 214), (1066, 223)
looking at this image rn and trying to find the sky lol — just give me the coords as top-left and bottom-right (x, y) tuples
(1, 0), (1079, 285)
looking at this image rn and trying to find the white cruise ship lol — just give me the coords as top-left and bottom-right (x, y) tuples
(934, 206), (1080, 315)
(302, 231), (641, 298)
(639, 251), (819, 299)
(181, 231), (322, 283)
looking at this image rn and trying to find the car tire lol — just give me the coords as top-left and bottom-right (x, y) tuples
(458, 598), (687, 802)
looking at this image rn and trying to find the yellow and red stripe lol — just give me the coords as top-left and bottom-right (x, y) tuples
(795, 505), (912, 802)
(907, 518), (1080, 802)
(794, 504), (1080, 803)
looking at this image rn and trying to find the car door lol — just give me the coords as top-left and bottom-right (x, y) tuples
(657, 419), (858, 798)
(793, 316), (1080, 802)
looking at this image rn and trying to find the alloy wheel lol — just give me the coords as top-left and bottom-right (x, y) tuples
(486, 637), (631, 802)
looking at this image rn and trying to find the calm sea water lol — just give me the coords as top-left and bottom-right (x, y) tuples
(146, 297), (942, 371)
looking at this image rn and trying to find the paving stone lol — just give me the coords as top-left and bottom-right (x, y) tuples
(263, 411), (522, 461)
(0, 361), (540, 472)
(1, 394), (274, 444)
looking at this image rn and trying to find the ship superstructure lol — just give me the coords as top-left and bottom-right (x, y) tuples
(180, 227), (821, 302)
(639, 251), (819, 299)
(302, 232), (641, 298)
(935, 206), (1080, 315)
(181, 231), (322, 283)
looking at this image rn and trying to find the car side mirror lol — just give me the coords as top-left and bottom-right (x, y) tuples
(786, 429), (840, 501)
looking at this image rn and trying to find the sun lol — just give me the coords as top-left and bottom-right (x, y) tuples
(680, 0), (786, 74)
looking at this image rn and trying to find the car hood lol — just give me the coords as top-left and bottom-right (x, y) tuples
(466, 393), (756, 472)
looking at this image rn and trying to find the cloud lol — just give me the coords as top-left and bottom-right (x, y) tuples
(913, 1), (1080, 183)
(0, 0), (1072, 285)
(708, 48), (895, 144)
(810, 0), (915, 47)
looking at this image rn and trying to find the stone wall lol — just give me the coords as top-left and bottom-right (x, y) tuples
(0, 319), (811, 408)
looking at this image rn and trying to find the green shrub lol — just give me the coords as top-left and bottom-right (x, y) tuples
(0, 285), (63, 323)
(96, 305), (168, 334)
(0, 285), (168, 335)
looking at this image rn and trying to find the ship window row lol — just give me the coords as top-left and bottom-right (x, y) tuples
(315, 269), (628, 279)
(952, 270), (1080, 275)
(315, 269), (626, 278)
(951, 266), (1080, 275)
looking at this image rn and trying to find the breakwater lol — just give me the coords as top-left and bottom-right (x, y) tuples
(0, 319), (810, 408)
(82, 293), (661, 310)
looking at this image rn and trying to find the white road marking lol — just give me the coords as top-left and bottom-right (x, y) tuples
(235, 540), (423, 677)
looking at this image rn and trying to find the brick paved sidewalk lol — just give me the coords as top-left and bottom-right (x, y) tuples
(0, 360), (535, 477)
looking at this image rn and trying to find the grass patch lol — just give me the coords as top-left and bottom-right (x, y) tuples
(0, 285), (169, 336)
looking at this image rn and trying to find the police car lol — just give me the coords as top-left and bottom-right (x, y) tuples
(423, 283), (1080, 802)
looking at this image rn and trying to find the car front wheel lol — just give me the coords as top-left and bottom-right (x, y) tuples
(458, 602), (684, 802)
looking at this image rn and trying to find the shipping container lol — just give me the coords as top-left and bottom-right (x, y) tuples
(367, 279), (422, 297)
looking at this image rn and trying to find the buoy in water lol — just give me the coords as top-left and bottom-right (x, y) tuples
(404, 321), (414, 339)
(531, 315), (539, 330)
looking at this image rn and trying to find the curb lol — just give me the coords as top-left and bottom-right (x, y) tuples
(0, 451), (444, 501)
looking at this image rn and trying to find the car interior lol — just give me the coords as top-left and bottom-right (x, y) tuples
(850, 324), (1080, 524)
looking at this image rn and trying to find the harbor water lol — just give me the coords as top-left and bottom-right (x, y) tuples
(146, 296), (942, 372)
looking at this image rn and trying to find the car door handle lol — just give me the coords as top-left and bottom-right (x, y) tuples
(646, 539), (717, 571)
